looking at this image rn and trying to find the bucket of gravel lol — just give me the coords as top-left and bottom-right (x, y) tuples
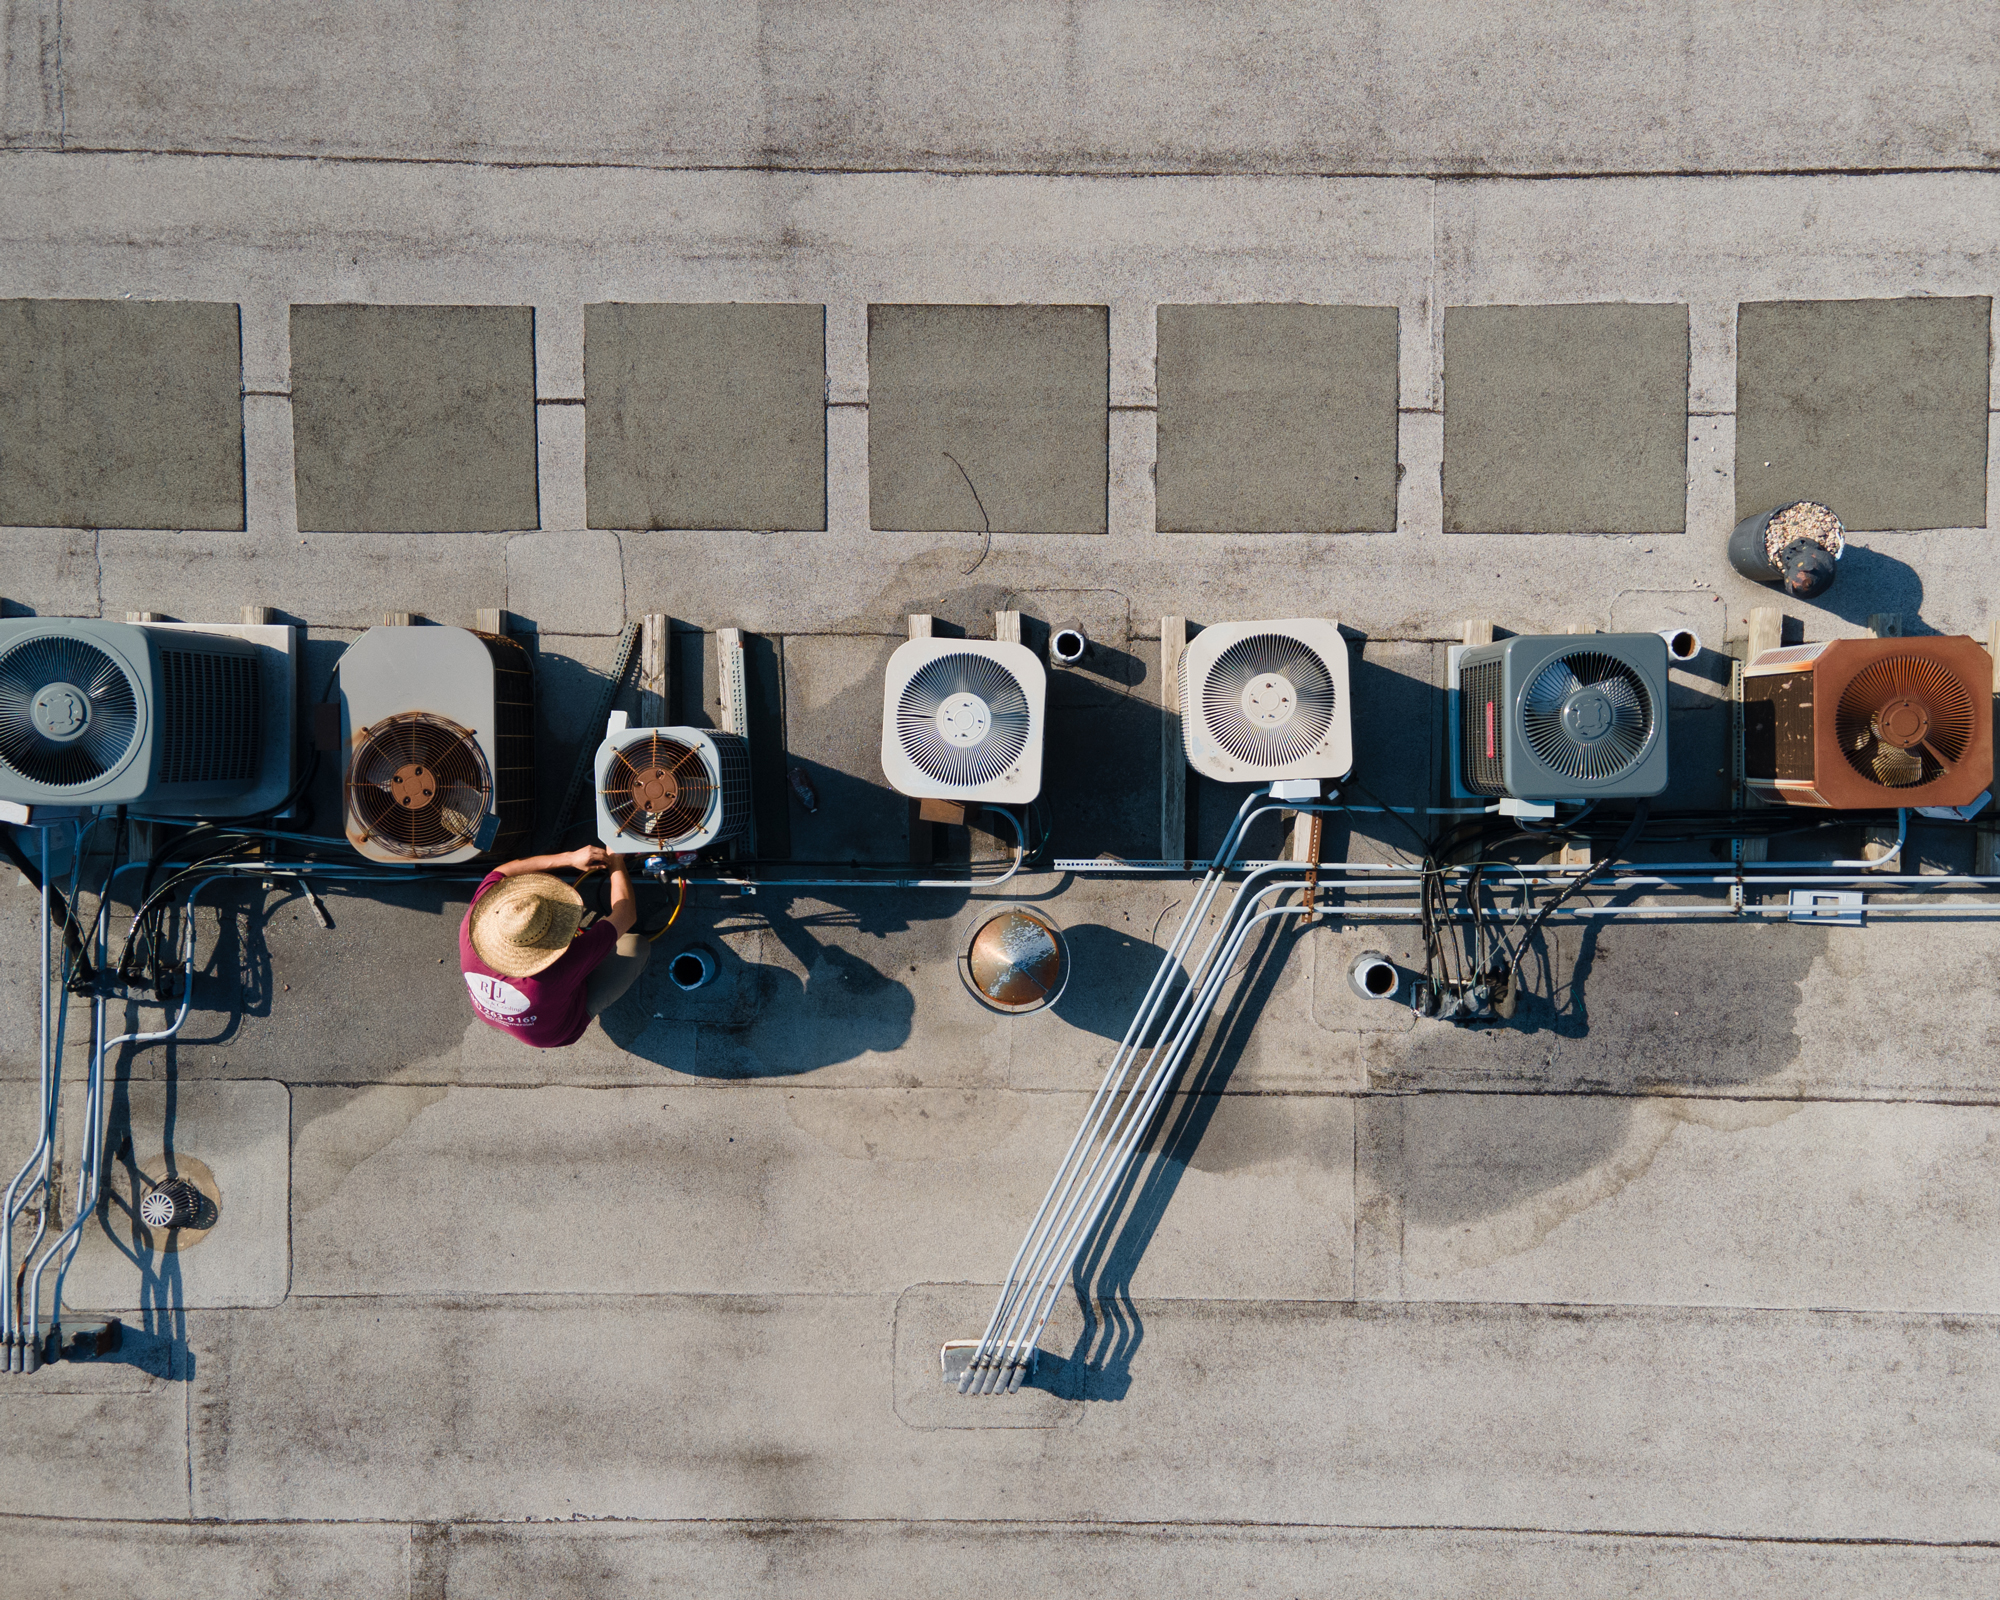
(1729, 500), (1844, 599)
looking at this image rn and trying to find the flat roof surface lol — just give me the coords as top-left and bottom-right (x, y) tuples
(2, 5), (2000, 1594)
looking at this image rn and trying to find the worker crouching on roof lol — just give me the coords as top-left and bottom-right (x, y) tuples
(461, 845), (649, 1047)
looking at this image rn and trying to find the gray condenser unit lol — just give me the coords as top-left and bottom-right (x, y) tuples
(0, 619), (263, 807)
(1454, 633), (1670, 802)
(339, 625), (534, 864)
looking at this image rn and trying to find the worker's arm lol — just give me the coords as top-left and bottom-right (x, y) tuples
(605, 857), (638, 936)
(491, 845), (608, 879)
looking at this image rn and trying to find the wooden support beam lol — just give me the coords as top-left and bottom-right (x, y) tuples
(1461, 619), (1494, 647)
(474, 607), (505, 635)
(1984, 622), (2000, 877)
(637, 614), (670, 727)
(994, 609), (1022, 645)
(1161, 616), (1187, 866)
(1745, 605), (1784, 663)
(715, 628), (756, 855)
(383, 611), (414, 627)
(908, 614), (938, 863)
(126, 611), (162, 623)
(241, 605), (274, 626)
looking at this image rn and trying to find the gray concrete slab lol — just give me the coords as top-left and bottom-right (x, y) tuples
(50, 3), (2000, 176)
(0, 1518), (409, 1599)
(1363, 1095), (2000, 1312)
(780, 633), (908, 864)
(189, 1292), (2000, 1537)
(1735, 297), (1991, 531)
(507, 528), (624, 636)
(1155, 304), (1398, 533)
(0, 527), (96, 617)
(868, 305), (1108, 534)
(98, 532), (510, 631)
(0, 1379), (188, 1518)
(0, 298), (243, 530)
(1442, 304), (1688, 535)
(289, 304), (538, 534)
(585, 302), (827, 532)
(289, 1085), (1351, 1300)
(435, 1521), (2000, 1600)
(64, 1079), (290, 1312)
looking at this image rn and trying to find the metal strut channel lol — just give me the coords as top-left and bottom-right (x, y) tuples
(956, 787), (1327, 1395)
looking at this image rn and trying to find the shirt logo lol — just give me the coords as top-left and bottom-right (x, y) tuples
(465, 972), (532, 1017)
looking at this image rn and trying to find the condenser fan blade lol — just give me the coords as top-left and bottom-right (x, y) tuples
(896, 653), (1033, 788)
(1198, 633), (1337, 769)
(0, 634), (142, 789)
(1519, 650), (1656, 785)
(347, 713), (493, 858)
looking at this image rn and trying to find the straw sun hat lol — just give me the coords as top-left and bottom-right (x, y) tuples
(468, 873), (585, 978)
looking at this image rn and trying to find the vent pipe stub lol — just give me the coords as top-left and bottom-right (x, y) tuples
(1659, 628), (1701, 663)
(668, 946), (717, 991)
(1348, 952), (1400, 1001)
(1050, 625), (1089, 666)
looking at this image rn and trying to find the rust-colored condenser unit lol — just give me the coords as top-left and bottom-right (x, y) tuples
(1744, 636), (1994, 808)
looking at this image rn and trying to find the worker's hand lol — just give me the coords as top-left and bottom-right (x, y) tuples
(565, 845), (610, 872)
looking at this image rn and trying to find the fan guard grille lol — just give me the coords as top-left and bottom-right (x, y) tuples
(1833, 655), (1975, 789)
(601, 735), (714, 843)
(1199, 633), (1337, 768)
(0, 635), (141, 788)
(895, 652), (1032, 788)
(346, 713), (492, 859)
(1520, 650), (1655, 784)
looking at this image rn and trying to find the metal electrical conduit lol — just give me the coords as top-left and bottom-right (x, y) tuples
(953, 794), (2000, 1395)
(958, 790), (1331, 1394)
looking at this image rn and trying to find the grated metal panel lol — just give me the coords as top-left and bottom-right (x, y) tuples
(1459, 658), (1506, 796)
(157, 648), (261, 785)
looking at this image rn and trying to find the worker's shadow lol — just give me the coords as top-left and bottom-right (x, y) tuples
(1059, 914), (1298, 1401)
(598, 892), (925, 1076)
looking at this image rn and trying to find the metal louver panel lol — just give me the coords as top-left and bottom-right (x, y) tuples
(0, 635), (141, 788)
(1459, 657), (1506, 796)
(157, 648), (261, 785)
(1198, 632), (1337, 768)
(1519, 650), (1654, 784)
(895, 652), (1033, 788)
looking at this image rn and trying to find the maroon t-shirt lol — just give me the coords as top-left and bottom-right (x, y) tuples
(459, 871), (620, 1049)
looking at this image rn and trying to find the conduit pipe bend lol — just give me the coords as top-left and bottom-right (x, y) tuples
(960, 789), (1335, 1393)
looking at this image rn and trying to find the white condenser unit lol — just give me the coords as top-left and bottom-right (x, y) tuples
(595, 717), (751, 854)
(1179, 619), (1353, 783)
(339, 624), (534, 864)
(0, 619), (265, 809)
(880, 640), (1046, 804)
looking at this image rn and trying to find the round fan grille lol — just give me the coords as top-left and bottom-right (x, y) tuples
(1834, 655), (1975, 789)
(346, 713), (491, 859)
(896, 652), (1033, 788)
(602, 735), (714, 843)
(1200, 633), (1336, 768)
(0, 634), (141, 788)
(1520, 650), (1655, 784)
